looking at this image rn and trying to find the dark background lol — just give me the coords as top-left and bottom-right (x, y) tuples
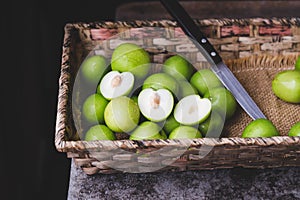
(2, 1), (122, 199)
(2, 1), (300, 200)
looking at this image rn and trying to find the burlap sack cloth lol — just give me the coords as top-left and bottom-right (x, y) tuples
(224, 54), (300, 137)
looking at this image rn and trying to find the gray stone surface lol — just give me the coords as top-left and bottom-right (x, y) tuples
(68, 159), (300, 200)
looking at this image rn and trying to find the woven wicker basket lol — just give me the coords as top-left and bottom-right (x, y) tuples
(55, 18), (300, 175)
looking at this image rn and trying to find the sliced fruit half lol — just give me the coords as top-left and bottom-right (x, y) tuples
(138, 88), (174, 122)
(174, 94), (211, 125)
(99, 71), (134, 99)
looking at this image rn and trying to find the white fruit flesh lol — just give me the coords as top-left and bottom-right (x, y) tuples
(138, 88), (174, 122)
(100, 71), (134, 99)
(174, 95), (211, 125)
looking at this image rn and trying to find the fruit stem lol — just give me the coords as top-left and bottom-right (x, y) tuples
(150, 92), (160, 109)
(111, 75), (122, 88)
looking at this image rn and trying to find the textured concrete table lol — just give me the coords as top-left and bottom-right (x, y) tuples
(68, 159), (300, 199)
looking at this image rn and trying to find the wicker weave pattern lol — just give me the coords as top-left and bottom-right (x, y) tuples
(55, 18), (300, 175)
(78, 18), (300, 59)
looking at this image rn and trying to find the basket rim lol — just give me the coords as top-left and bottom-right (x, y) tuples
(63, 17), (300, 29)
(58, 136), (300, 153)
(55, 17), (300, 153)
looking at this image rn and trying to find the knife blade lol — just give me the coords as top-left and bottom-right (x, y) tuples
(160, 0), (266, 120)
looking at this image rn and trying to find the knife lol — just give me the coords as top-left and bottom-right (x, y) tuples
(160, 0), (266, 120)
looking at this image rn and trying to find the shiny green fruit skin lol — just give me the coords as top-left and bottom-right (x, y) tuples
(242, 118), (279, 138)
(82, 93), (108, 124)
(198, 111), (225, 137)
(190, 69), (223, 96)
(288, 122), (300, 136)
(111, 43), (150, 79)
(104, 96), (140, 133)
(131, 95), (138, 104)
(142, 73), (179, 96)
(203, 87), (237, 120)
(84, 124), (116, 141)
(163, 114), (180, 134)
(130, 121), (167, 140)
(178, 80), (198, 99)
(295, 56), (300, 71)
(169, 126), (202, 139)
(162, 55), (195, 80)
(81, 55), (108, 85)
(272, 70), (300, 103)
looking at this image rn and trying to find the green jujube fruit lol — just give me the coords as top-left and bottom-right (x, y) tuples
(242, 118), (280, 138)
(84, 124), (116, 141)
(190, 69), (223, 96)
(111, 43), (151, 80)
(288, 122), (300, 136)
(130, 121), (167, 140)
(82, 93), (109, 124)
(272, 70), (300, 103)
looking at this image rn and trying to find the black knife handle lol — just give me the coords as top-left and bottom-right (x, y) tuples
(160, 0), (223, 65)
